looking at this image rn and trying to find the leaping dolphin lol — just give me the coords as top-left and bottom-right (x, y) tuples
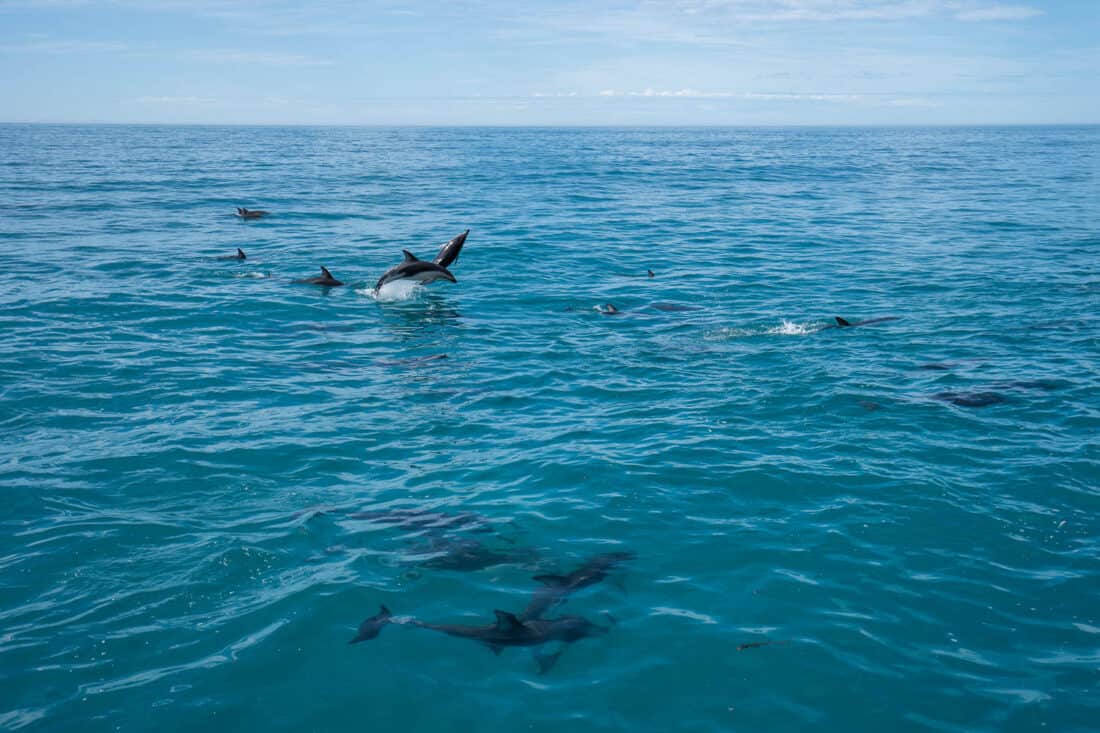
(433, 229), (469, 269)
(373, 230), (469, 293)
(374, 250), (457, 292)
(294, 266), (344, 287)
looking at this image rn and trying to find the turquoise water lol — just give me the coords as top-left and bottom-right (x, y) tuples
(1, 124), (1098, 732)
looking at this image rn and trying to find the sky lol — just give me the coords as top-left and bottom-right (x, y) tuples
(0, 0), (1097, 125)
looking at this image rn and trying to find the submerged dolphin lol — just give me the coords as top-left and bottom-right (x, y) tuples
(410, 537), (534, 572)
(217, 248), (247, 260)
(236, 207), (269, 220)
(522, 552), (635, 621)
(350, 606), (608, 673)
(933, 391), (1006, 407)
(294, 266), (344, 287)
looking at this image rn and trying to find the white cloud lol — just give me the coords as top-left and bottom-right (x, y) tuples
(186, 49), (333, 66)
(954, 5), (1042, 21)
(882, 97), (942, 107)
(135, 95), (216, 104)
(594, 88), (863, 101)
(0, 39), (129, 54)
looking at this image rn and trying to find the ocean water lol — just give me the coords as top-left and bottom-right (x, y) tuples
(1, 124), (1098, 732)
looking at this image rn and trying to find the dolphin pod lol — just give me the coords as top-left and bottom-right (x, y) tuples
(216, 225), (470, 293)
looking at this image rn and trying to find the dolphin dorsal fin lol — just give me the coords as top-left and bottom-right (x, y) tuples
(379, 605), (391, 617)
(493, 610), (524, 632)
(321, 266), (334, 279)
(237, 248), (246, 259)
(835, 317), (851, 327)
(402, 250), (419, 262)
(533, 574), (569, 587)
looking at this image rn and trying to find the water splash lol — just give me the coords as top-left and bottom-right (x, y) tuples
(705, 319), (821, 339)
(360, 280), (423, 302)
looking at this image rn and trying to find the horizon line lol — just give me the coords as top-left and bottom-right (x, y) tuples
(3, 121), (1099, 129)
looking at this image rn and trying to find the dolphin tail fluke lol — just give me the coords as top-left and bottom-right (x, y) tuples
(835, 317), (852, 327)
(349, 604), (393, 644)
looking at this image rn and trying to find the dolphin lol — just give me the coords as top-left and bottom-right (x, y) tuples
(350, 606), (608, 673)
(933, 391), (1006, 407)
(831, 316), (900, 328)
(649, 302), (700, 312)
(217, 248), (247, 260)
(374, 354), (449, 367)
(409, 610), (607, 654)
(294, 266), (344, 287)
(374, 250), (456, 292)
(996, 379), (1060, 391)
(409, 537), (535, 572)
(522, 551), (635, 621)
(433, 229), (469, 269)
(236, 207), (269, 219)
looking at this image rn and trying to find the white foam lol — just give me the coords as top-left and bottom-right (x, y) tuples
(360, 280), (423, 302)
(705, 320), (819, 340)
(234, 271), (271, 279)
(767, 319), (816, 336)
